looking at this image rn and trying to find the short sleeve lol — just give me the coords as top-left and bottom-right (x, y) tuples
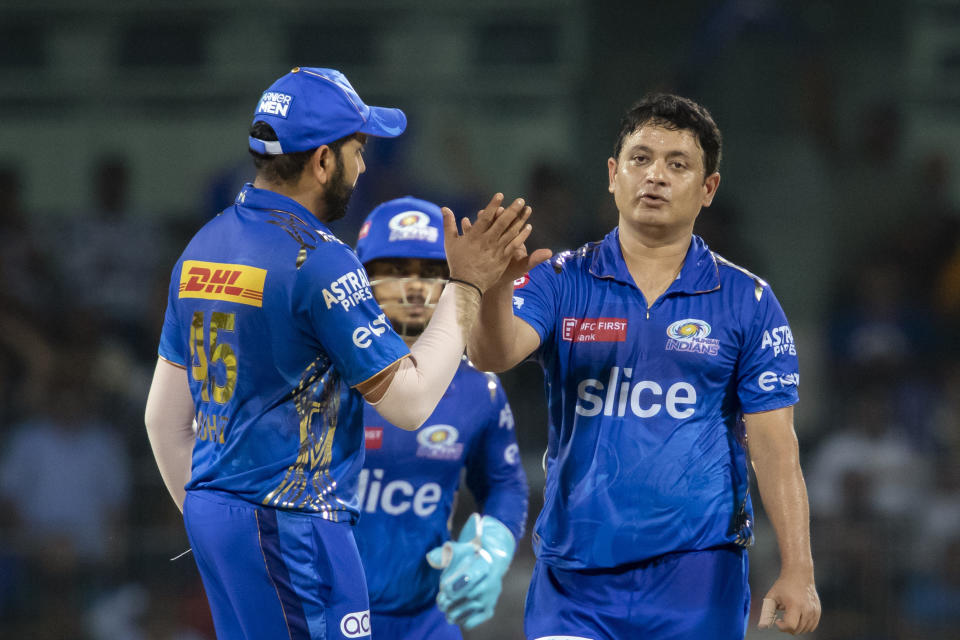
(511, 261), (560, 347)
(157, 263), (186, 366)
(736, 285), (800, 413)
(293, 242), (410, 387)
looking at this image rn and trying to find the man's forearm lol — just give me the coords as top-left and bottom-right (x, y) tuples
(467, 278), (518, 372)
(752, 435), (815, 576)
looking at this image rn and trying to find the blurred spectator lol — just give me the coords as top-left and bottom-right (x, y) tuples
(828, 257), (933, 375)
(911, 455), (960, 573)
(807, 379), (929, 521)
(54, 155), (171, 351)
(900, 537), (960, 637)
(827, 255), (943, 450)
(0, 348), (132, 579)
(0, 165), (60, 317)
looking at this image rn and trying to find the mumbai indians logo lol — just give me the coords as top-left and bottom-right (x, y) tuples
(665, 318), (720, 356)
(387, 210), (439, 243)
(416, 424), (463, 460)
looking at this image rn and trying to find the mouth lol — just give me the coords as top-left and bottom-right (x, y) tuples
(639, 192), (668, 204)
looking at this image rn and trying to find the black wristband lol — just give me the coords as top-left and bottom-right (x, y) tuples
(448, 278), (483, 298)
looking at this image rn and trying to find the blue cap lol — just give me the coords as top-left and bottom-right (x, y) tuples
(356, 196), (446, 264)
(249, 67), (407, 155)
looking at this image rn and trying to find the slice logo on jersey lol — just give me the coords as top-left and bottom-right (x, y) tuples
(179, 260), (267, 307)
(322, 268), (374, 311)
(513, 274), (530, 288)
(575, 367), (698, 419)
(357, 468), (442, 516)
(758, 370), (799, 391)
(561, 317), (628, 343)
(387, 210), (439, 243)
(665, 318), (720, 356)
(358, 220), (371, 239)
(339, 610), (371, 638)
(416, 424), (464, 460)
(761, 325), (796, 356)
(364, 427), (383, 450)
(256, 91), (293, 118)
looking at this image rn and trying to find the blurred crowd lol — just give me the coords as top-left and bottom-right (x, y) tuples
(1, 99), (960, 640)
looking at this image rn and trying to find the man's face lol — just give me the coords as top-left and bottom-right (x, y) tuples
(607, 124), (719, 236)
(323, 137), (366, 222)
(365, 258), (448, 338)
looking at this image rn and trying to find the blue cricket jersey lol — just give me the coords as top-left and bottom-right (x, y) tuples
(158, 184), (410, 522)
(353, 358), (528, 614)
(513, 229), (799, 569)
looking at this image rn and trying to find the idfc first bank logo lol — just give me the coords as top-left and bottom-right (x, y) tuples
(562, 317), (628, 343)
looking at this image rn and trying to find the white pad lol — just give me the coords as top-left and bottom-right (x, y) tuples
(759, 597), (779, 627)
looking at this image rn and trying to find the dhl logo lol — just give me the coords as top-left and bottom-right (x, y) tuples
(179, 260), (267, 307)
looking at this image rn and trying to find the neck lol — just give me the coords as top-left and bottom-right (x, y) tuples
(618, 220), (691, 266)
(618, 221), (692, 306)
(253, 176), (326, 221)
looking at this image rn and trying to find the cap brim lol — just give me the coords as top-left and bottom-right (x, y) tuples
(359, 106), (407, 138)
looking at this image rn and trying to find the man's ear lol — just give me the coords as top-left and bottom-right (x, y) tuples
(309, 145), (337, 185)
(701, 172), (720, 207)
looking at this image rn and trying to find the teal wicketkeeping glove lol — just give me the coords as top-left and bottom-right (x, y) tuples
(425, 513), (516, 629)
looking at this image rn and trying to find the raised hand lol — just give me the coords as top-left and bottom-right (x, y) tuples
(442, 194), (533, 294)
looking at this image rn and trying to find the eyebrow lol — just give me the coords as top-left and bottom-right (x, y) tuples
(627, 144), (693, 159)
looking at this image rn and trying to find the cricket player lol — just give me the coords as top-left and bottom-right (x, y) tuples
(467, 93), (822, 638)
(351, 196), (529, 638)
(144, 67), (534, 640)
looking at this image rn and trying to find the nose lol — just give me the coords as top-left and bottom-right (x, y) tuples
(644, 158), (668, 185)
(357, 154), (366, 175)
(403, 276), (428, 303)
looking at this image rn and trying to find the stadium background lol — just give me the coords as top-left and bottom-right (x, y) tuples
(2, 0), (960, 638)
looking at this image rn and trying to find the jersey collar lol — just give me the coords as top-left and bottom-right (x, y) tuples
(589, 227), (721, 295)
(234, 183), (333, 234)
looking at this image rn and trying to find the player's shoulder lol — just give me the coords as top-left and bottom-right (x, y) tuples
(713, 251), (771, 302)
(530, 238), (604, 280)
(295, 227), (362, 274)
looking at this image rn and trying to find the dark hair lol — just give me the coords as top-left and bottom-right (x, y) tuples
(248, 122), (358, 184)
(612, 93), (722, 178)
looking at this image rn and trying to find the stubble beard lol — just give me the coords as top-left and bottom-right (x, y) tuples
(322, 157), (355, 223)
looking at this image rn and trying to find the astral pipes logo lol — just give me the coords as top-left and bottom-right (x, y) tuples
(340, 610), (370, 638)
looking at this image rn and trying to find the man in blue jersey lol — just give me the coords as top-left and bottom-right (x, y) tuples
(467, 93), (822, 638)
(144, 67), (536, 640)
(351, 196), (529, 638)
